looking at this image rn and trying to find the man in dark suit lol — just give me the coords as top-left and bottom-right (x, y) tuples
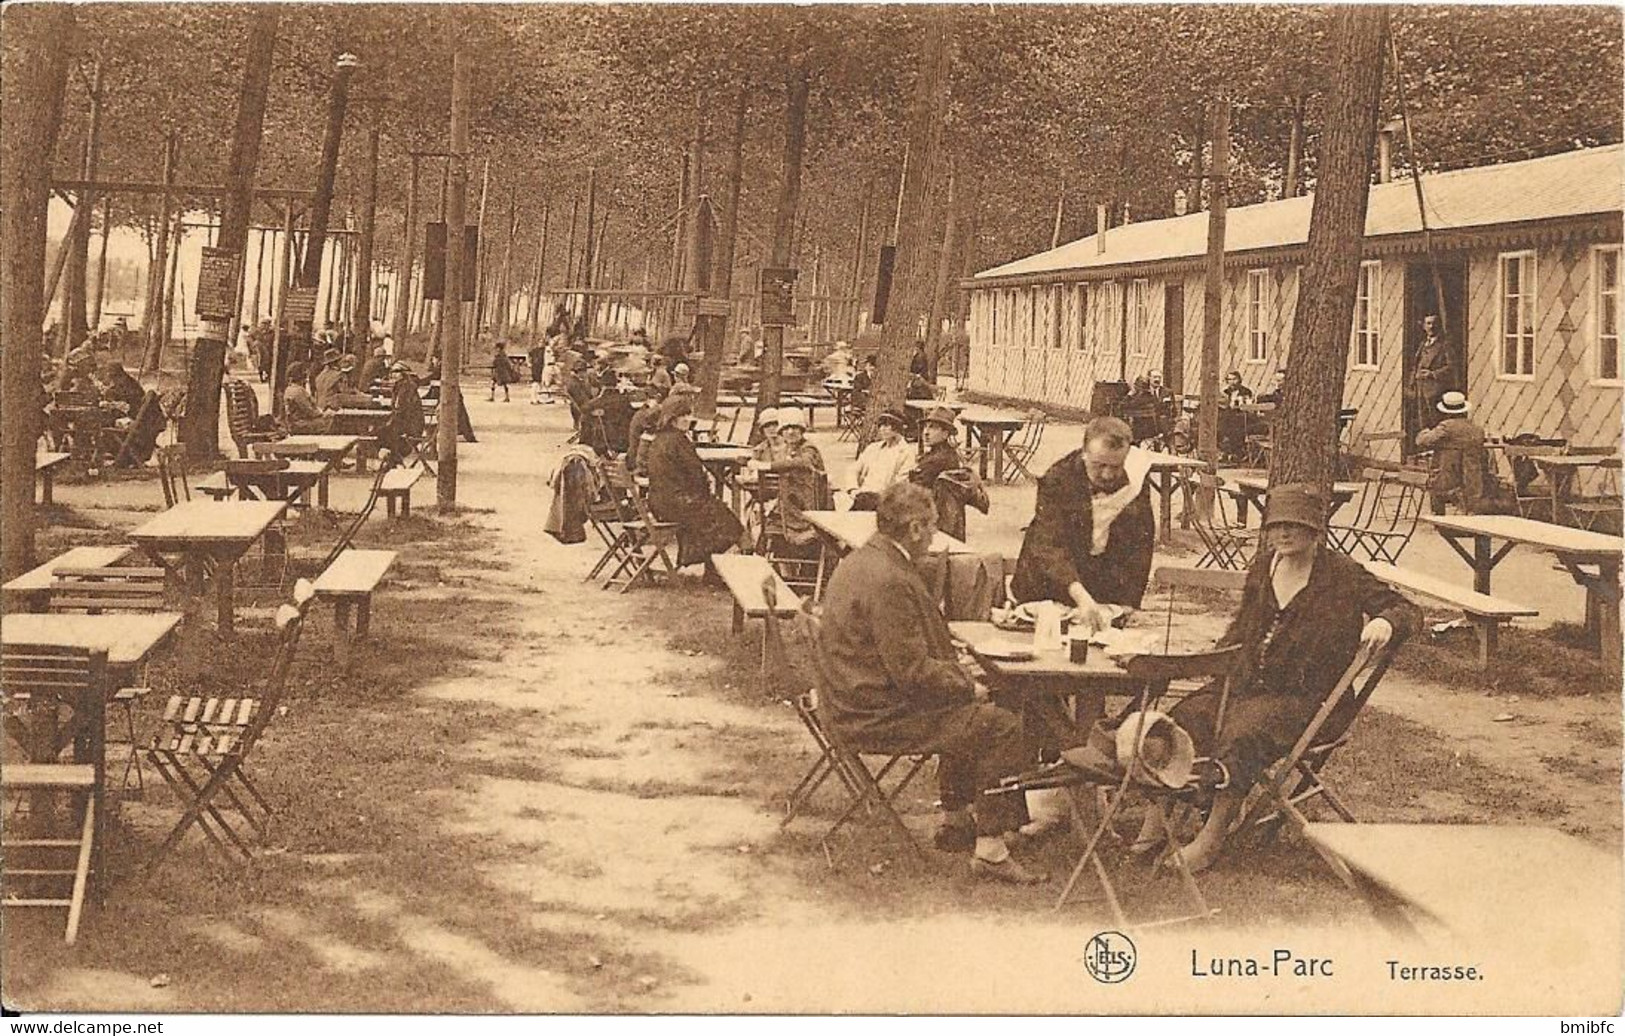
(818, 483), (1044, 884)
(1010, 416), (1155, 632)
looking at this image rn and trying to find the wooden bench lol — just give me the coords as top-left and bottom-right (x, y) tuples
(312, 549), (396, 639)
(37, 452), (70, 505)
(1362, 561), (1538, 669)
(195, 471), (232, 500)
(380, 467), (422, 518)
(711, 553), (803, 693)
(3, 546), (133, 612)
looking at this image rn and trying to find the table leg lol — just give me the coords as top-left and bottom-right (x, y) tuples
(40, 470), (54, 506)
(1178, 470), (1195, 529)
(318, 472), (331, 510)
(1472, 535), (1492, 595)
(1156, 474), (1175, 543)
(992, 433), (1007, 485)
(214, 552), (237, 635)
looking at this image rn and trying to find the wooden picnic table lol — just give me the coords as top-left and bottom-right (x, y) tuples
(1302, 823), (1619, 947)
(199, 459), (329, 506)
(1135, 449), (1206, 544)
(36, 451), (70, 505)
(958, 408), (1027, 485)
(1420, 513), (1623, 675)
(3, 611), (182, 678)
(1531, 453), (1621, 527)
(2, 545), (134, 612)
(1226, 475), (1367, 527)
(693, 444), (755, 516)
(251, 434), (358, 507)
(802, 509), (971, 557)
(128, 499), (287, 636)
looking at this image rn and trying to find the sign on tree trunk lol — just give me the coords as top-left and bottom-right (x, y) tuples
(194, 247), (240, 320)
(759, 267), (797, 326)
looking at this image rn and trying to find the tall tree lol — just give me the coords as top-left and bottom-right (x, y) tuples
(179, 7), (278, 460)
(352, 124), (380, 337)
(437, 49), (470, 510)
(1272, 7), (1388, 492)
(697, 86), (746, 418)
(757, 56), (809, 419)
(2, 5), (75, 581)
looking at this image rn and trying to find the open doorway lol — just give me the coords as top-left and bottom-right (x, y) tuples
(1401, 258), (1468, 455)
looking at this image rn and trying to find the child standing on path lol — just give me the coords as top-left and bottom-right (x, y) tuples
(490, 341), (516, 402)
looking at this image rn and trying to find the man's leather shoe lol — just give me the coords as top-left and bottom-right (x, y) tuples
(970, 855), (1049, 885)
(933, 822), (976, 853)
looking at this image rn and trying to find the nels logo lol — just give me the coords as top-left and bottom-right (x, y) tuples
(1084, 930), (1137, 984)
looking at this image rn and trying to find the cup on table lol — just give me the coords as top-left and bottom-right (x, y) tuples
(1069, 637), (1091, 664)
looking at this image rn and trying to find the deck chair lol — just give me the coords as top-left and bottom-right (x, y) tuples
(1190, 472), (1257, 570)
(1327, 469), (1426, 563)
(1002, 410), (1048, 483)
(600, 461), (678, 593)
(773, 610), (930, 864)
(47, 567), (169, 792)
(145, 582), (315, 869)
(154, 443), (191, 508)
(2, 645), (110, 945)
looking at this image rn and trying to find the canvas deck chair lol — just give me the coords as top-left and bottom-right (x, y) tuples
(144, 582), (315, 870)
(2, 645), (110, 945)
(766, 607), (929, 865)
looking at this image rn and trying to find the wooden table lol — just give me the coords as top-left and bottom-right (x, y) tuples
(1532, 454), (1621, 527)
(1303, 823), (1619, 943)
(3, 611), (183, 679)
(959, 408), (1026, 484)
(1138, 449), (1207, 544)
(803, 509), (971, 556)
(1421, 513), (1623, 674)
(693, 444), (755, 516)
(200, 459), (329, 507)
(2, 546), (134, 613)
(251, 434), (358, 507)
(128, 499), (288, 635)
(1227, 475), (1367, 527)
(36, 452), (70, 505)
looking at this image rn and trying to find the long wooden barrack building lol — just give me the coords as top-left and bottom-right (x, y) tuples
(964, 144), (1624, 456)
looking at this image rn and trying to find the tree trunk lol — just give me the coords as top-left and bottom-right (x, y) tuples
(1, 4), (75, 582)
(1271, 7), (1387, 493)
(182, 7), (278, 461)
(437, 50), (470, 511)
(293, 49), (355, 365)
(697, 86), (746, 419)
(64, 61), (103, 350)
(141, 134), (177, 373)
(865, 14), (951, 436)
(352, 125), (379, 337)
(1284, 94), (1305, 199)
(922, 164), (958, 381)
(497, 183), (516, 336)
(849, 180), (871, 335)
(392, 154), (419, 352)
(758, 57), (809, 421)
(91, 193), (112, 331)
(1198, 103), (1229, 469)
(525, 197), (549, 337)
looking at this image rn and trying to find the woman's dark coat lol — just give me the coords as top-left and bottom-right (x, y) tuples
(644, 428), (744, 567)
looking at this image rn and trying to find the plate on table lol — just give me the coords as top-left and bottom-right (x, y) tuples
(975, 643), (1036, 662)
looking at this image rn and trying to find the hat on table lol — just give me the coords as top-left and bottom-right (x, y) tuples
(876, 408), (906, 430)
(922, 406), (959, 431)
(1437, 391), (1470, 416)
(1114, 710), (1196, 789)
(322, 347), (342, 366)
(1262, 483), (1328, 533)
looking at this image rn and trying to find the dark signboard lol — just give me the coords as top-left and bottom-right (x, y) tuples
(194, 247), (239, 320)
(283, 286), (318, 323)
(759, 266), (798, 326)
(871, 245), (897, 325)
(422, 222), (480, 302)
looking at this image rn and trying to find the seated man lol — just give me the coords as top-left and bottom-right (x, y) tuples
(379, 361), (425, 458)
(1011, 416), (1154, 632)
(817, 483), (1043, 884)
(850, 409), (914, 511)
(1415, 391), (1507, 514)
(1255, 368), (1287, 406)
(282, 362), (331, 433)
(585, 369), (635, 456)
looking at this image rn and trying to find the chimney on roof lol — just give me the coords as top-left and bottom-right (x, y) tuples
(1377, 117), (1405, 183)
(1096, 203), (1107, 255)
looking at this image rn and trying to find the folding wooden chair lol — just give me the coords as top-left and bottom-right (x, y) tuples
(600, 461), (678, 593)
(1190, 472), (1257, 570)
(154, 443), (191, 508)
(144, 583), (315, 870)
(771, 610), (929, 865)
(1328, 469), (1426, 563)
(2, 645), (110, 945)
(1002, 411), (1048, 484)
(224, 380), (284, 459)
(48, 566), (169, 792)
(755, 471), (829, 599)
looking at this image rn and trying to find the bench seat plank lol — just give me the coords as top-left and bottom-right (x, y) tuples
(1362, 561), (1538, 618)
(710, 553), (801, 617)
(380, 469), (422, 492)
(314, 549), (397, 597)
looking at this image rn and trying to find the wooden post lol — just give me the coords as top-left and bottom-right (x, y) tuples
(430, 157), (449, 361)
(269, 198), (295, 417)
(91, 193), (111, 331)
(1198, 101), (1229, 471)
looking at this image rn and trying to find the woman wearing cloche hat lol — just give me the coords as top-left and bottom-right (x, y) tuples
(1131, 482), (1422, 873)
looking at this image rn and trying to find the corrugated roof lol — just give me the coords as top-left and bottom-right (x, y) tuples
(975, 144), (1624, 280)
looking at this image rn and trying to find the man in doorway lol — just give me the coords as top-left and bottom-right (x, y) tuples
(817, 482), (1044, 884)
(1413, 313), (1457, 431)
